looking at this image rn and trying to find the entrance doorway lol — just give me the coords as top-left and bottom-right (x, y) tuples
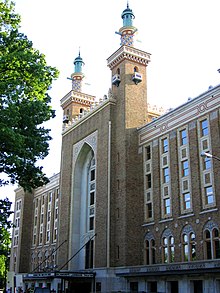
(192, 280), (203, 293)
(68, 280), (92, 293)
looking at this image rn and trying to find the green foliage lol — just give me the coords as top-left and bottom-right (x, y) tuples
(0, 198), (12, 282)
(0, 0), (59, 191)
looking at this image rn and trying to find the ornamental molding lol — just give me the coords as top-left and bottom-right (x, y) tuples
(138, 90), (220, 146)
(60, 90), (95, 108)
(72, 130), (98, 166)
(107, 45), (151, 69)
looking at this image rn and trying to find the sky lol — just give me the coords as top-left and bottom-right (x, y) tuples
(1, 0), (220, 204)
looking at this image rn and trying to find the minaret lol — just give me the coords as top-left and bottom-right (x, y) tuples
(107, 3), (152, 267)
(117, 2), (137, 47)
(71, 51), (84, 92)
(61, 51), (95, 125)
(108, 2), (151, 128)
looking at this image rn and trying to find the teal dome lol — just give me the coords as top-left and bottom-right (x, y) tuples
(121, 3), (135, 27)
(74, 52), (84, 73)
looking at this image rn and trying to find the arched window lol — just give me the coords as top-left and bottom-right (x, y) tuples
(72, 143), (96, 270)
(117, 68), (120, 75)
(134, 66), (138, 72)
(161, 229), (174, 263)
(144, 232), (156, 265)
(204, 221), (220, 259)
(181, 225), (196, 261)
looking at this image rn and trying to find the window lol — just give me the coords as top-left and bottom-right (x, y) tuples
(162, 235), (174, 263)
(164, 198), (171, 215)
(146, 203), (152, 219)
(90, 169), (95, 181)
(163, 167), (169, 183)
(145, 145), (151, 160)
(146, 174), (152, 189)
(54, 229), (57, 241)
(182, 229), (196, 261)
(162, 138), (168, 153)
(49, 192), (52, 202)
(205, 186), (214, 204)
(180, 129), (187, 145)
(183, 192), (191, 210)
(88, 156), (96, 232)
(145, 234), (156, 265)
(90, 192), (95, 205)
(203, 156), (211, 170)
(201, 119), (209, 136)
(89, 217), (94, 230)
(204, 227), (220, 260)
(46, 231), (50, 242)
(182, 160), (189, 177)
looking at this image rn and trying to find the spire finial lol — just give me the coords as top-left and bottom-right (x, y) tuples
(127, 1), (129, 8)
(79, 46), (81, 57)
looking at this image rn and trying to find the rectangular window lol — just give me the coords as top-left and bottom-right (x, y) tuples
(182, 160), (189, 177)
(90, 169), (95, 181)
(145, 145), (151, 160)
(146, 203), (152, 218)
(49, 192), (52, 202)
(54, 229), (57, 240)
(89, 217), (94, 230)
(55, 208), (58, 219)
(205, 186), (214, 204)
(39, 233), (43, 244)
(46, 231), (50, 242)
(163, 167), (169, 183)
(146, 174), (152, 189)
(201, 119), (209, 136)
(164, 198), (171, 214)
(162, 138), (168, 153)
(203, 157), (211, 170)
(180, 129), (187, 145)
(183, 192), (191, 210)
(90, 192), (95, 205)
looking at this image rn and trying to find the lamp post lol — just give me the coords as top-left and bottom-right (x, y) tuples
(201, 151), (220, 162)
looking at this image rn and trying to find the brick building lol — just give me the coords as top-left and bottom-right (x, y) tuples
(10, 3), (220, 293)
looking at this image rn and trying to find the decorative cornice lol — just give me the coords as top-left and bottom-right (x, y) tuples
(107, 45), (151, 70)
(138, 87), (220, 145)
(62, 96), (116, 136)
(60, 90), (95, 108)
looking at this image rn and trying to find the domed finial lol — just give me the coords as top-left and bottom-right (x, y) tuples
(69, 49), (85, 92)
(73, 49), (84, 73)
(115, 2), (137, 47)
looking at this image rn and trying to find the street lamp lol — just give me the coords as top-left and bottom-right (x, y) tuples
(201, 151), (220, 162)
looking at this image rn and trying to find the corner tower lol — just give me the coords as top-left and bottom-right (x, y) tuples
(107, 3), (151, 267)
(108, 3), (151, 128)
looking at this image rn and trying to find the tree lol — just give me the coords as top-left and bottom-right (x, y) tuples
(0, 0), (59, 191)
(0, 198), (12, 291)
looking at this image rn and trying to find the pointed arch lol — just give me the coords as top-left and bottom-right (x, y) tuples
(69, 131), (98, 270)
(161, 228), (174, 263)
(203, 220), (220, 260)
(181, 224), (196, 261)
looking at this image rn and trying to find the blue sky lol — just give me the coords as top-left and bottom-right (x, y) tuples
(1, 0), (220, 202)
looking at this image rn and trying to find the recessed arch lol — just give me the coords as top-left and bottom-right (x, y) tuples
(70, 142), (96, 270)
